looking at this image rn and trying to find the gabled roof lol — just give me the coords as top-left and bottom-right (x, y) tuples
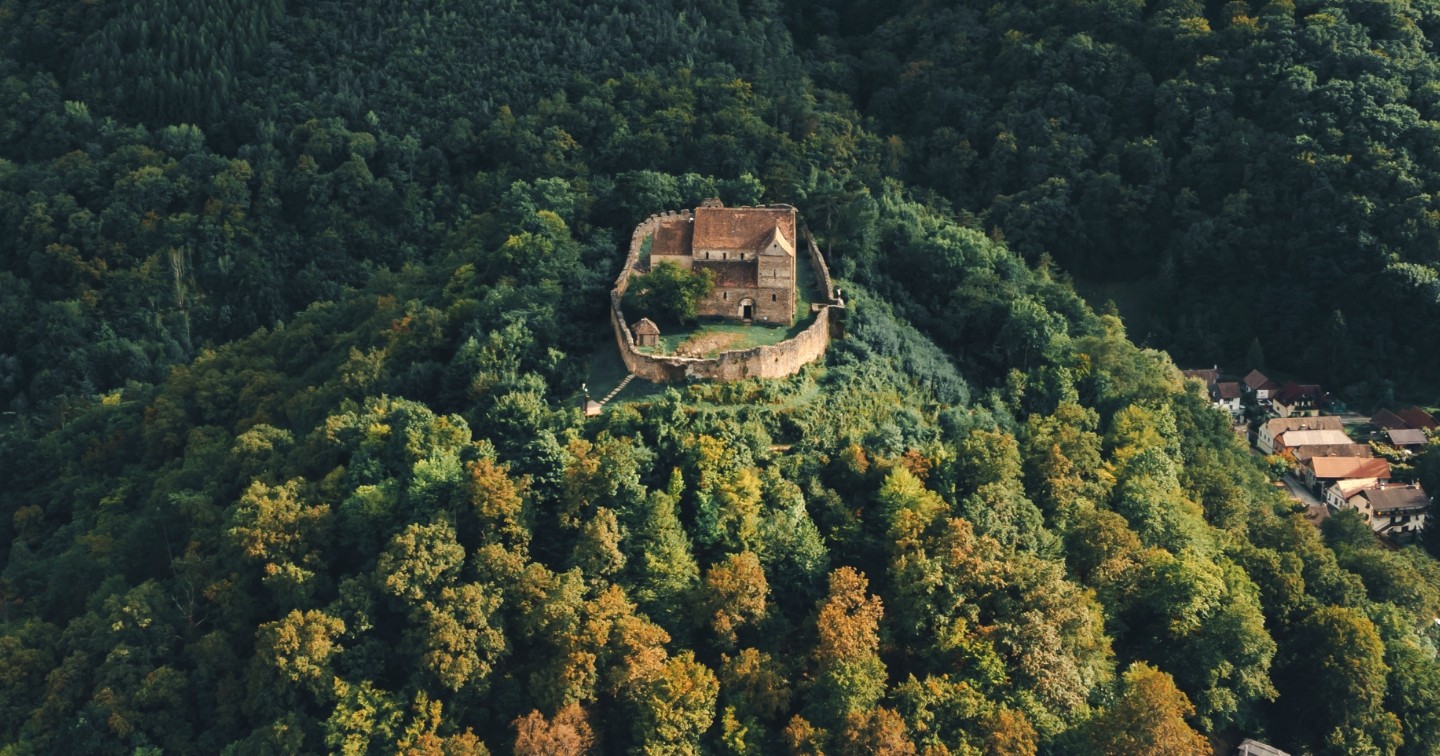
(1330, 477), (1380, 499)
(1294, 444), (1372, 462)
(1263, 416), (1344, 436)
(1237, 738), (1290, 756)
(1372, 409), (1409, 430)
(1387, 428), (1428, 447)
(693, 206), (796, 252)
(1278, 429), (1353, 447)
(651, 217), (693, 257)
(1244, 369), (1278, 391)
(1215, 381), (1242, 400)
(1398, 407), (1439, 430)
(632, 318), (660, 335)
(1274, 381), (1324, 405)
(760, 225), (795, 256)
(1361, 485), (1430, 512)
(1307, 457), (1391, 480)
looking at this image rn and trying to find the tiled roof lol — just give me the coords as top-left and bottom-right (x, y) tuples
(1237, 738), (1290, 756)
(1387, 428), (1428, 446)
(1216, 381), (1242, 400)
(1398, 407), (1439, 430)
(761, 225), (795, 256)
(1331, 478), (1380, 499)
(1244, 369), (1278, 391)
(693, 206), (796, 252)
(651, 217), (693, 257)
(633, 318), (660, 335)
(1274, 381), (1324, 405)
(1362, 485), (1430, 512)
(1264, 416), (1343, 437)
(1293, 444), (1372, 461)
(1308, 456), (1391, 480)
(1372, 409), (1409, 430)
(1278, 429), (1353, 447)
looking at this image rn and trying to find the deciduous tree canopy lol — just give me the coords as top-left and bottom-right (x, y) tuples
(1, 0), (1439, 753)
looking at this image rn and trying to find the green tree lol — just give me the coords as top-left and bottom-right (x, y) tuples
(1279, 606), (1402, 754)
(1085, 662), (1210, 756)
(700, 552), (769, 648)
(628, 261), (715, 326)
(809, 567), (887, 728)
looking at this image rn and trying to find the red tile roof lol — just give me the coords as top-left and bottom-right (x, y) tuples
(1216, 382), (1242, 400)
(1293, 444), (1372, 461)
(693, 206), (796, 253)
(1371, 409), (1409, 430)
(651, 217), (693, 257)
(1244, 369), (1278, 391)
(1308, 457), (1391, 480)
(1398, 407), (1439, 430)
(1274, 382), (1324, 405)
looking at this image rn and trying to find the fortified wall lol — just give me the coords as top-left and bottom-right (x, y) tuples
(610, 206), (844, 383)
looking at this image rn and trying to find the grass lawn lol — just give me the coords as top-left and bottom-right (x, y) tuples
(634, 262), (824, 358)
(637, 234), (652, 268)
(795, 255), (822, 320)
(582, 250), (830, 408)
(638, 321), (796, 358)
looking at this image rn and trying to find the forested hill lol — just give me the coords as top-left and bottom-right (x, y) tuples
(789, 0), (1440, 394)
(2, 0), (1440, 754)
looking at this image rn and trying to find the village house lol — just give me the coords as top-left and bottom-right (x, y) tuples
(1243, 369), (1279, 401)
(1292, 443), (1373, 464)
(1236, 738), (1290, 756)
(1213, 381), (1242, 415)
(1257, 416), (1344, 455)
(1347, 483), (1431, 541)
(1182, 368), (1242, 415)
(1301, 456), (1391, 494)
(1371, 408), (1409, 430)
(1397, 406), (1439, 430)
(1386, 428), (1428, 451)
(1327, 478), (1382, 510)
(646, 200), (798, 325)
(1181, 367), (1219, 390)
(1274, 428), (1353, 456)
(1272, 381), (1326, 417)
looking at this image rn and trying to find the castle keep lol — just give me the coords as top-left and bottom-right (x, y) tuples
(648, 200), (798, 325)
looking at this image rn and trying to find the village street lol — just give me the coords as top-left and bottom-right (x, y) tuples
(1281, 473), (1331, 526)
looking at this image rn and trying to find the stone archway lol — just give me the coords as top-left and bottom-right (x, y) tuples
(739, 298), (755, 320)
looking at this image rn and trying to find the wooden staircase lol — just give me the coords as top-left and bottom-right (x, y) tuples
(598, 373), (636, 406)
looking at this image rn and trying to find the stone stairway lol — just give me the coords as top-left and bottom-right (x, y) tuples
(598, 373), (636, 406)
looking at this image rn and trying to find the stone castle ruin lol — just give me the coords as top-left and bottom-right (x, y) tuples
(611, 201), (844, 383)
(649, 199), (798, 325)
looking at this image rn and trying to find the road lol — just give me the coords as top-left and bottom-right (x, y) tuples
(1280, 473), (1331, 525)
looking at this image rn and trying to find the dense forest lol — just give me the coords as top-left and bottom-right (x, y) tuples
(3, 0), (1440, 753)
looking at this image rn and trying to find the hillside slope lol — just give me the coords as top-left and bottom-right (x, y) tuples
(1, 1), (1439, 753)
(789, 0), (1440, 394)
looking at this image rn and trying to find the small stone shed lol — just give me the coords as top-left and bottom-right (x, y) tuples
(632, 318), (661, 347)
